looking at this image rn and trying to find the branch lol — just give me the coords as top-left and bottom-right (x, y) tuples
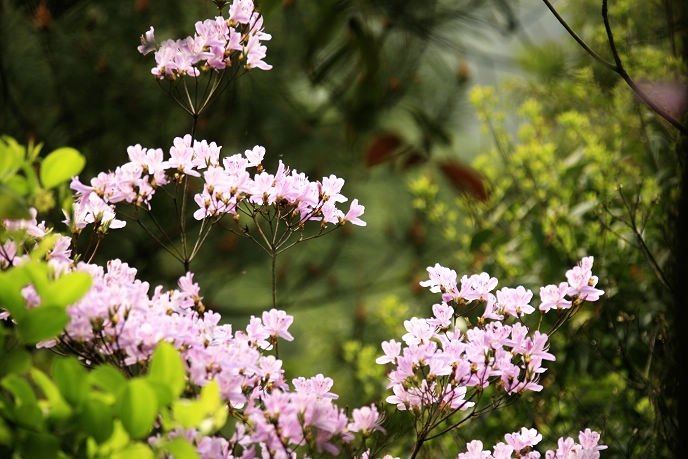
(601, 0), (686, 134)
(541, 0), (616, 71)
(541, 0), (687, 135)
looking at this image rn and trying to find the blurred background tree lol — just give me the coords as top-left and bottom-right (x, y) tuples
(1, 0), (682, 456)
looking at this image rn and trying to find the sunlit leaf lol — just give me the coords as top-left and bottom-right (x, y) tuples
(147, 341), (185, 406)
(31, 368), (72, 420)
(167, 437), (199, 459)
(89, 365), (127, 396)
(79, 394), (114, 443)
(0, 183), (31, 220)
(39, 147), (85, 189)
(117, 378), (158, 439)
(17, 306), (69, 344)
(53, 357), (88, 407)
(42, 271), (92, 308)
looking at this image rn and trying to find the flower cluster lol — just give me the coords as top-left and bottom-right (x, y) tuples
(191, 140), (366, 226)
(0, 211), (381, 457)
(68, 135), (365, 235)
(158, 396), (384, 458)
(457, 427), (607, 459)
(378, 258), (603, 411)
(138, 0), (272, 78)
(421, 256), (603, 319)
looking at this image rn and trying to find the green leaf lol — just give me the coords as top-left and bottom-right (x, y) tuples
(116, 378), (158, 439)
(167, 437), (199, 459)
(111, 442), (154, 459)
(17, 306), (69, 344)
(26, 139), (43, 162)
(173, 380), (226, 432)
(39, 147), (85, 189)
(0, 268), (29, 320)
(0, 183), (31, 220)
(42, 271), (92, 308)
(172, 399), (204, 429)
(95, 420), (130, 456)
(147, 341), (185, 405)
(19, 432), (60, 459)
(0, 136), (24, 182)
(0, 416), (12, 446)
(30, 234), (59, 261)
(197, 380), (222, 415)
(53, 357), (88, 407)
(470, 228), (494, 251)
(146, 380), (173, 410)
(1, 374), (44, 429)
(78, 394), (114, 444)
(0, 348), (31, 377)
(89, 365), (127, 396)
(5, 174), (29, 195)
(20, 261), (50, 301)
(30, 368), (72, 420)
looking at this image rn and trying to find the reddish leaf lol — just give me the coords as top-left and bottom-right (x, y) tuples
(135, 0), (151, 12)
(438, 160), (489, 201)
(365, 132), (403, 167)
(410, 219), (425, 247)
(34, 0), (52, 29)
(401, 151), (426, 170)
(457, 62), (471, 83)
(218, 233), (238, 252)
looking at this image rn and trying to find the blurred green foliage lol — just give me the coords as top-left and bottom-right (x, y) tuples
(1, 0), (683, 457)
(407, 1), (681, 456)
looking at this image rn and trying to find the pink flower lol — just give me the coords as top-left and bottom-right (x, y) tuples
(496, 286), (534, 317)
(168, 135), (201, 177)
(348, 405), (385, 434)
(565, 257), (604, 301)
(245, 33), (272, 70)
(460, 272), (498, 302)
(137, 26), (156, 55)
(74, 194), (126, 230)
(420, 263), (458, 302)
(244, 145), (265, 167)
(492, 442), (514, 459)
(293, 374), (338, 399)
(193, 139), (221, 167)
(427, 303), (454, 328)
(343, 198), (366, 226)
(229, 0), (254, 24)
(376, 339), (401, 364)
(457, 440), (491, 459)
(539, 282), (572, 312)
(320, 174), (347, 203)
(504, 427), (542, 452)
(261, 308), (294, 341)
(402, 317), (434, 346)
(2, 208), (46, 238)
(249, 172), (276, 205)
(578, 428), (607, 453)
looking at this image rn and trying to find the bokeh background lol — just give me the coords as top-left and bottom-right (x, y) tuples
(1, 0), (683, 456)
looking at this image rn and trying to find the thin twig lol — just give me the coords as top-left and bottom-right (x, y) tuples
(541, 0), (686, 134)
(601, 0), (686, 134)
